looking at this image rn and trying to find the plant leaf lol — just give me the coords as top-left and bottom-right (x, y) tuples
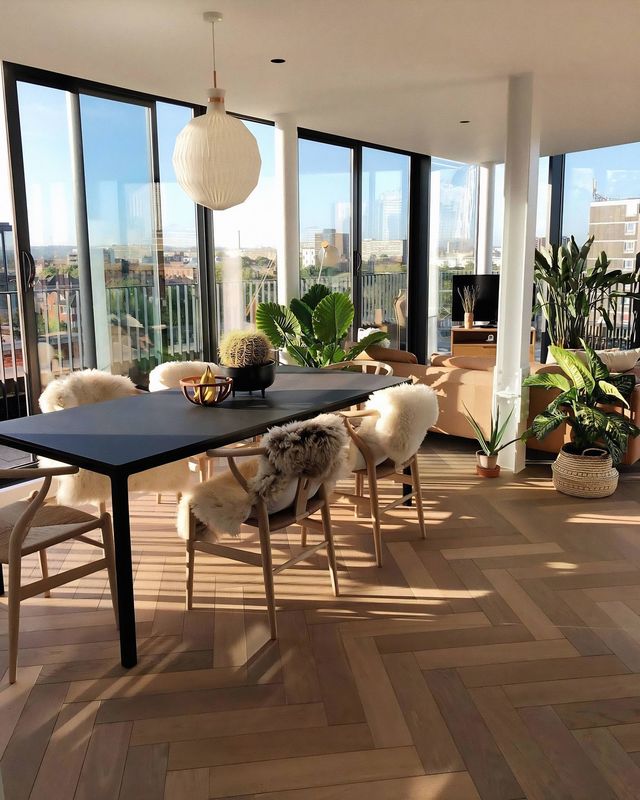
(300, 283), (331, 310)
(529, 409), (567, 440)
(312, 292), (354, 343)
(255, 302), (301, 349)
(548, 346), (595, 394)
(462, 403), (491, 454)
(579, 338), (609, 381)
(289, 298), (314, 336)
(597, 380), (629, 408)
(523, 372), (571, 392)
(320, 344), (345, 365)
(344, 331), (390, 360)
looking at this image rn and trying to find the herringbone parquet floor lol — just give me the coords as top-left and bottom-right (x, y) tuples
(1, 437), (640, 799)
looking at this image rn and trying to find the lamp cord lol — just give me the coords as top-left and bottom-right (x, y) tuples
(211, 19), (217, 88)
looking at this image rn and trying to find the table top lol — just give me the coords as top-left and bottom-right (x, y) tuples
(0, 368), (403, 477)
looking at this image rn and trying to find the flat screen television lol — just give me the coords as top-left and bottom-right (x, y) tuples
(451, 274), (500, 325)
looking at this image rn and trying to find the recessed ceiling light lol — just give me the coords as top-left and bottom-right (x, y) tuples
(270, 58), (286, 64)
(459, 120), (470, 124)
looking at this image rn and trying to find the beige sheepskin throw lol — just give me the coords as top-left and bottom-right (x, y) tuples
(148, 361), (218, 391)
(180, 413), (350, 538)
(39, 369), (191, 505)
(358, 382), (439, 467)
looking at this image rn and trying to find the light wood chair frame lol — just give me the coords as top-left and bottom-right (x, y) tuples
(333, 409), (426, 567)
(0, 466), (117, 684)
(183, 443), (339, 639)
(322, 360), (394, 375)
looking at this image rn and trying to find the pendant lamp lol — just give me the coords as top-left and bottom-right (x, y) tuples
(173, 11), (261, 211)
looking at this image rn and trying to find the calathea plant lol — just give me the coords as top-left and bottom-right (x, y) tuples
(522, 340), (640, 466)
(255, 285), (388, 367)
(534, 235), (640, 349)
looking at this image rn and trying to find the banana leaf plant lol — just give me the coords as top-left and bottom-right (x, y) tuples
(522, 340), (640, 466)
(255, 285), (388, 367)
(534, 235), (640, 349)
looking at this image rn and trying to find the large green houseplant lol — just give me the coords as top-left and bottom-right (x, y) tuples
(534, 235), (640, 349)
(255, 285), (388, 367)
(523, 340), (640, 496)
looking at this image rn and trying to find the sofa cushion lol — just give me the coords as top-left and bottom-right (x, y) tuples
(362, 345), (418, 364)
(429, 355), (496, 371)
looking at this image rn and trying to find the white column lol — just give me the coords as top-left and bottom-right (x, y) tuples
(494, 74), (540, 473)
(274, 114), (300, 305)
(427, 171), (441, 357)
(476, 162), (495, 275)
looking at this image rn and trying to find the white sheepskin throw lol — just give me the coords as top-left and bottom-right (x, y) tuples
(39, 369), (191, 505)
(180, 414), (350, 538)
(359, 383), (439, 467)
(39, 369), (138, 412)
(148, 361), (218, 391)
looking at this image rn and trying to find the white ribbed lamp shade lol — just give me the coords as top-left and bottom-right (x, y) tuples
(172, 88), (261, 211)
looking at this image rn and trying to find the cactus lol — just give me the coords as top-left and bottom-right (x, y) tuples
(219, 329), (272, 367)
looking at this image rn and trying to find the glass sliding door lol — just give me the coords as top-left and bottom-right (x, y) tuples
(16, 82), (83, 389)
(5, 65), (205, 401)
(360, 148), (410, 349)
(80, 94), (161, 380)
(428, 158), (479, 354)
(298, 139), (353, 298)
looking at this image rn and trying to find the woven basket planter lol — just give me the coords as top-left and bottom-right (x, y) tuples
(552, 446), (619, 498)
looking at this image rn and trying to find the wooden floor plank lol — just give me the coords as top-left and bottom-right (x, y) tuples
(384, 652), (465, 774)
(573, 727), (640, 800)
(207, 747), (424, 798)
(119, 742), (169, 800)
(482, 569), (563, 640)
(0, 665), (41, 759)
(424, 669), (523, 800)
(164, 768), (209, 800)
(416, 639), (578, 670)
(75, 721), (132, 800)
(309, 623), (366, 725)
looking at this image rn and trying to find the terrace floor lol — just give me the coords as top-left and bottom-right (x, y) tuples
(1, 436), (640, 799)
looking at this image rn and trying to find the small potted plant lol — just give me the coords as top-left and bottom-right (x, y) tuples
(458, 285), (477, 329)
(523, 340), (640, 497)
(464, 404), (516, 477)
(217, 329), (276, 397)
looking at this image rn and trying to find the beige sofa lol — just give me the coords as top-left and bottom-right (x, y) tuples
(363, 345), (640, 466)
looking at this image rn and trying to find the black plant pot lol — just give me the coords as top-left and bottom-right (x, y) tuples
(218, 360), (276, 397)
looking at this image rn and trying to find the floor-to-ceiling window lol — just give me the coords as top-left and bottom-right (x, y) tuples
(5, 65), (204, 395)
(428, 158), (479, 353)
(213, 120), (277, 338)
(360, 147), (410, 349)
(298, 139), (353, 298)
(562, 142), (640, 347)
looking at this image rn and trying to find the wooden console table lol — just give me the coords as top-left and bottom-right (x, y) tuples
(451, 326), (536, 360)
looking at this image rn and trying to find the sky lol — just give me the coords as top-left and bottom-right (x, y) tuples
(2, 82), (640, 258)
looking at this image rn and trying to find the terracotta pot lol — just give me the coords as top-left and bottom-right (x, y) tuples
(475, 451), (500, 478)
(464, 312), (474, 329)
(476, 464), (501, 478)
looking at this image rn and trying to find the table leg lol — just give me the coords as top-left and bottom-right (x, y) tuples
(111, 474), (137, 668)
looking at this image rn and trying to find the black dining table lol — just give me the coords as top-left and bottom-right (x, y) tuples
(0, 367), (403, 668)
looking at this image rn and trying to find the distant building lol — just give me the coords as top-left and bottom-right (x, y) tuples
(588, 198), (640, 271)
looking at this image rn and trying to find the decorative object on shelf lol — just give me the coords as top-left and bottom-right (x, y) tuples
(534, 235), (640, 349)
(457, 285), (477, 329)
(255, 284), (388, 368)
(523, 340), (640, 496)
(180, 373), (233, 406)
(218, 329), (276, 396)
(172, 11), (261, 211)
(463, 404), (517, 478)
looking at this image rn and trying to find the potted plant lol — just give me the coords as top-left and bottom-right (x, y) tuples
(523, 340), (640, 497)
(534, 236), (640, 350)
(217, 329), (276, 397)
(463, 404), (516, 477)
(457, 285), (477, 329)
(255, 285), (388, 367)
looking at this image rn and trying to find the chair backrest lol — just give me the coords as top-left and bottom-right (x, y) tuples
(148, 361), (217, 391)
(357, 382), (439, 466)
(39, 369), (138, 413)
(322, 360), (393, 376)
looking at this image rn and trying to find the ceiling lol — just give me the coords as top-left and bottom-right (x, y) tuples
(1, 0), (639, 163)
